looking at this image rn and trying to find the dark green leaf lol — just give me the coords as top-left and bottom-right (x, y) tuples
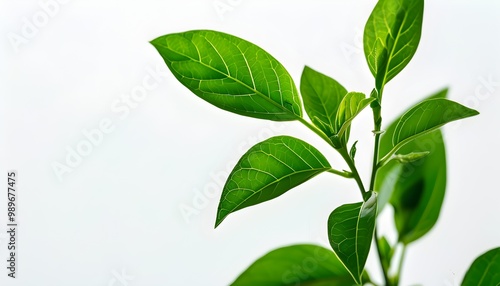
(300, 66), (347, 137)
(364, 0), (424, 90)
(462, 247), (500, 286)
(216, 136), (331, 227)
(151, 30), (302, 121)
(391, 98), (479, 149)
(376, 88), (450, 243)
(232, 244), (356, 286)
(327, 192), (377, 284)
(335, 92), (375, 145)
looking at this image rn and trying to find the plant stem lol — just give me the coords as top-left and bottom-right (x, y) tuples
(327, 168), (353, 178)
(298, 117), (335, 148)
(369, 88), (393, 286)
(394, 244), (407, 286)
(298, 117), (368, 199)
(339, 147), (368, 200)
(369, 103), (382, 192)
(374, 228), (392, 286)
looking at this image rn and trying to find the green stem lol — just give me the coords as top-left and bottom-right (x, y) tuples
(374, 228), (391, 286)
(394, 244), (407, 286)
(298, 117), (367, 199)
(339, 146), (368, 200)
(327, 168), (353, 178)
(368, 102), (382, 192)
(369, 88), (393, 286)
(298, 117), (334, 148)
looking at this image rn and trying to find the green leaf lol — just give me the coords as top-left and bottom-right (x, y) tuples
(375, 160), (403, 213)
(378, 236), (394, 271)
(364, 0), (424, 90)
(327, 192), (377, 284)
(462, 247), (500, 286)
(391, 98), (479, 149)
(232, 244), (356, 286)
(215, 136), (330, 227)
(334, 92), (375, 145)
(150, 30), (302, 121)
(300, 66), (348, 137)
(376, 88), (451, 243)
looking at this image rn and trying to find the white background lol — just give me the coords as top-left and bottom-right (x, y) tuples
(1, 0), (499, 285)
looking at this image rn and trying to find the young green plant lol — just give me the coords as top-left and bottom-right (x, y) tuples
(150, 0), (498, 284)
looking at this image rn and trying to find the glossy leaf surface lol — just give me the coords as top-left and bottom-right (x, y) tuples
(151, 30), (302, 121)
(364, 0), (424, 89)
(232, 244), (356, 286)
(335, 92), (374, 144)
(328, 193), (377, 284)
(462, 247), (500, 286)
(216, 136), (330, 227)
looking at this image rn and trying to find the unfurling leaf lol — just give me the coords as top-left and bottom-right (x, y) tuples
(232, 244), (356, 286)
(328, 192), (377, 284)
(215, 136), (330, 227)
(151, 30), (302, 121)
(335, 92), (375, 145)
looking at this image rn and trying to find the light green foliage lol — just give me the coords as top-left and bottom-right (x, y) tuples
(151, 0), (486, 285)
(364, 0), (424, 91)
(232, 244), (356, 286)
(462, 247), (500, 286)
(215, 136), (331, 227)
(327, 193), (377, 284)
(150, 30), (301, 121)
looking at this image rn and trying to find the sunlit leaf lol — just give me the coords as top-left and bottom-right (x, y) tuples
(376, 88), (450, 243)
(300, 66), (347, 137)
(232, 244), (356, 286)
(151, 30), (302, 121)
(328, 192), (377, 284)
(335, 92), (374, 145)
(462, 247), (500, 286)
(364, 0), (424, 90)
(216, 136), (331, 227)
